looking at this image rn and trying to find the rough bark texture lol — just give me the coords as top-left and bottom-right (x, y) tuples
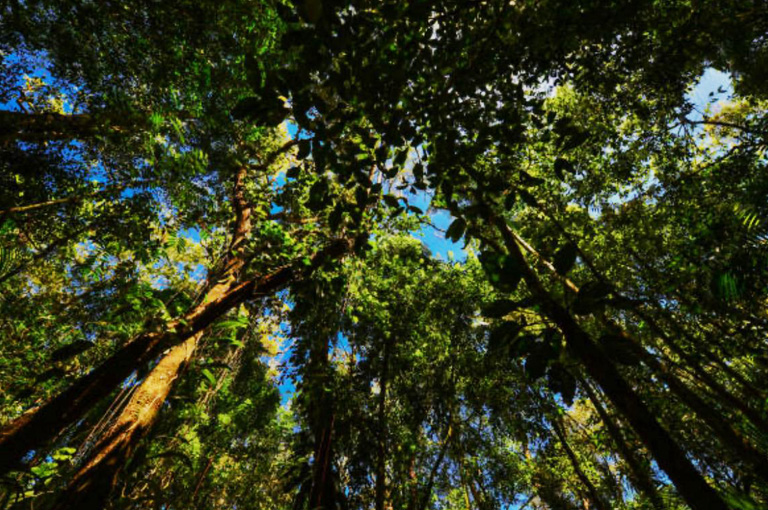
(52, 333), (200, 510)
(52, 166), (256, 509)
(492, 216), (729, 510)
(0, 238), (352, 476)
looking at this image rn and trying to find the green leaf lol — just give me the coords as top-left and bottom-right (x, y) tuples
(202, 368), (217, 386)
(231, 95), (289, 126)
(479, 252), (522, 293)
(355, 186), (368, 206)
(286, 166), (301, 179)
(382, 194), (400, 208)
(394, 149), (408, 167)
(573, 281), (613, 315)
(297, 140), (311, 160)
(547, 364), (576, 406)
(488, 321), (523, 353)
(525, 347), (551, 381)
(215, 318), (248, 331)
(481, 299), (518, 318)
(517, 189), (538, 208)
(519, 171), (545, 186)
(503, 192), (516, 210)
(329, 204), (344, 231)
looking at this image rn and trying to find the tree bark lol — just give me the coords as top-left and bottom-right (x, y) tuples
(581, 379), (665, 510)
(308, 337), (337, 510)
(0, 237), (352, 476)
(51, 333), (200, 510)
(513, 227), (768, 485)
(0, 182), (134, 218)
(552, 419), (607, 510)
(51, 166), (255, 509)
(375, 337), (391, 510)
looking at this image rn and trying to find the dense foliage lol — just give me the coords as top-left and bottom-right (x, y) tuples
(1, 1), (768, 509)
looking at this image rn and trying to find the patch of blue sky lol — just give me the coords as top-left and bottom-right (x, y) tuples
(686, 67), (733, 120)
(1, 49), (81, 114)
(407, 188), (467, 262)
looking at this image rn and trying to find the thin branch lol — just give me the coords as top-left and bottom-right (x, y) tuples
(0, 181), (144, 218)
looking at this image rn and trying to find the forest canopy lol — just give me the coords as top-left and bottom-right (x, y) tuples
(1, 1), (768, 509)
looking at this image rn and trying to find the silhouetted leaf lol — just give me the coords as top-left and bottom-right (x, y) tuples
(553, 243), (577, 275)
(554, 158), (576, 181)
(445, 218), (466, 242)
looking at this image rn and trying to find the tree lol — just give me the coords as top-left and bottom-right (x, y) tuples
(1, 1), (768, 509)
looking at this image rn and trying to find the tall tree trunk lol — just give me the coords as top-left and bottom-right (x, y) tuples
(406, 454), (418, 510)
(552, 419), (607, 510)
(581, 380), (666, 510)
(51, 166), (255, 509)
(491, 216), (729, 510)
(0, 238), (352, 476)
(533, 470), (581, 510)
(631, 307), (767, 431)
(375, 338), (391, 510)
(613, 327), (768, 484)
(51, 333), (200, 510)
(308, 337), (338, 510)
(513, 226), (768, 485)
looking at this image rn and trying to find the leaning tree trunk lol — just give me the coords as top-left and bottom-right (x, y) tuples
(517, 228), (768, 484)
(51, 333), (200, 510)
(52, 165), (256, 509)
(581, 379), (666, 510)
(551, 418), (608, 510)
(491, 216), (730, 510)
(0, 238), (352, 476)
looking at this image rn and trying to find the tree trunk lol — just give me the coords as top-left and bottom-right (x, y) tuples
(0, 238), (352, 476)
(0, 182), (133, 218)
(49, 165), (291, 508)
(375, 338), (391, 510)
(308, 336), (338, 510)
(581, 379), (665, 510)
(51, 333), (200, 510)
(614, 327), (768, 485)
(552, 420), (607, 510)
(513, 225), (768, 489)
(632, 307), (767, 432)
(492, 216), (729, 510)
